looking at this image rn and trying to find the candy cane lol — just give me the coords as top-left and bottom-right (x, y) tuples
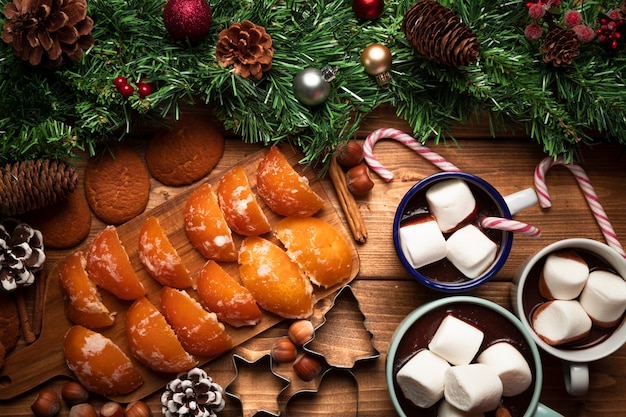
(362, 128), (461, 182)
(534, 156), (626, 257)
(480, 216), (541, 238)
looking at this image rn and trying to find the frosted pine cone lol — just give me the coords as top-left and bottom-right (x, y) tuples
(1, 0), (94, 68)
(161, 368), (225, 417)
(215, 20), (273, 80)
(0, 219), (45, 292)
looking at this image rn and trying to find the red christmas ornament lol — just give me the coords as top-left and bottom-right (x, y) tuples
(119, 83), (134, 98)
(352, 0), (385, 20)
(163, 0), (213, 42)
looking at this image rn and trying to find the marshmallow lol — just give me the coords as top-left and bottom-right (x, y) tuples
(426, 179), (478, 233)
(532, 300), (592, 346)
(438, 399), (485, 417)
(396, 349), (451, 408)
(444, 364), (503, 413)
(539, 250), (589, 300)
(476, 342), (532, 397)
(579, 270), (626, 328)
(446, 225), (497, 279)
(428, 314), (484, 366)
(399, 215), (447, 269)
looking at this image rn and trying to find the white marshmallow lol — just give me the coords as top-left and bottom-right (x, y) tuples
(426, 179), (478, 232)
(399, 215), (447, 269)
(579, 270), (626, 328)
(446, 225), (497, 279)
(444, 364), (503, 413)
(396, 349), (451, 408)
(428, 314), (484, 366)
(532, 300), (592, 346)
(438, 399), (485, 417)
(476, 342), (532, 397)
(540, 250), (589, 300)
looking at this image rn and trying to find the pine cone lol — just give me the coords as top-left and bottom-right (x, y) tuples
(161, 368), (225, 417)
(0, 219), (45, 292)
(402, 0), (480, 68)
(1, 0), (94, 68)
(542, 28), (580, 67)
(215, 20), (273, 80)
(1, 159), (79, 217)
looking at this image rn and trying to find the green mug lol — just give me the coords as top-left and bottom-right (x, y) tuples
(386, 296), (563, 417)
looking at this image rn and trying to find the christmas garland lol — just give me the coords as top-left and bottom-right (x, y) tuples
(1, 0), (625, 168)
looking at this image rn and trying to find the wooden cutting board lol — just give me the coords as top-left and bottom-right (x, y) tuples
(0, 145), (360, 402)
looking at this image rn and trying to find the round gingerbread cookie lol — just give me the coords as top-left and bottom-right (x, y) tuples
(23, 190), (91, 249)
(145, 114), (225, 186)
(84, 144), (151, 224)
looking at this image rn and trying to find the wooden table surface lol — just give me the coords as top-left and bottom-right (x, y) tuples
(2, 105), (626, 416)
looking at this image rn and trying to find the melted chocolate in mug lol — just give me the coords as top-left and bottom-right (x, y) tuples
(400, 181), (506, 283)
(391, 303), (537, 417)
(521, 249), (625, 349)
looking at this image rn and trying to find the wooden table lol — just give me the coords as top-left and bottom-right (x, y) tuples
(2, 106), (626, 416)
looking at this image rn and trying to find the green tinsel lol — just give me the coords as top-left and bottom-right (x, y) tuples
(1, 0), (625, 168)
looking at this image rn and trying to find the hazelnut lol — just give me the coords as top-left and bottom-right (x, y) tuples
(288, 320), (314, 346)
(68, 403), (97, 417)
(30, 388), (61, 417)
(293, 353), (324, 381)
(346, 163), (374, 196)
(101, 401), (125, 417)
(61, 381), (89, 405)
(126, 400), (153, 417)
(335, 141), (364, 167)
(271, 337), (298, 363)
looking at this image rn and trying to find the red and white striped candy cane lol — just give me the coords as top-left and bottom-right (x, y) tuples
(534, 156), (625, 258)
(362, 128), (460, 182)
(480, 216), (541, 238)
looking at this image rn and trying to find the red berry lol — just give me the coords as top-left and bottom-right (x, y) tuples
(138, 82), (153, 98)
(114, 76), (128, 88)
(119, 83), (134, 98)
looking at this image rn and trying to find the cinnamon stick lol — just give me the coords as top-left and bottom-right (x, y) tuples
(328, 155), (368, 243)
(15, 288), (36, 344)
(32, 269), (46, 336)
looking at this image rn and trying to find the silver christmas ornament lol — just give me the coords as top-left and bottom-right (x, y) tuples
(293, 67), (336, 106)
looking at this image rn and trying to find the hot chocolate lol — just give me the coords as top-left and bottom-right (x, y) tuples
(390, 302), (537, 417)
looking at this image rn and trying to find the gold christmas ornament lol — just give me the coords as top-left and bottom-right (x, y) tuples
(1, 0), (94, 68)
(360, 43), (392, 88)
(215, 20), (274, 80)
(401, 0), (479, 68)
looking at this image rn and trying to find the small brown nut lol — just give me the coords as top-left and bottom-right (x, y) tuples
(30, 388), (61, 417)
(68, 403), (97, 417)
(271, 336), (298, 363)
(346, 163), (374, 196)
(288, 320), (314, 346)
(126, 400), (153, 417)
(61, 381), (89, 405)
(335, 141), (364, 168)
(101, 401), (125, 417)
(293, 353), (324, 381)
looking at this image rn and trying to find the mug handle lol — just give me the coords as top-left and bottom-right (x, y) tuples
(562, 361), (589, 396)
(535, 402), (565, 416)
(504, 188), (538, 215)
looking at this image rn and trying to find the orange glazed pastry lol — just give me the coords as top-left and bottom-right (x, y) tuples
(196, 260), (262, 327)
(63, 325), (143, 396)
(184, 183), (237, 262)
(275, 217), (353, 288)
(58, 251), (115, 329)
(86, 225), (146, 300)
(125, 296), (197, 373)
(138, 216), (193, 288)
(256, 147), (325, 217)
(217, 165), (271, 236)
(238, 236), (315, 319)
(160, 286), (232, 357)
